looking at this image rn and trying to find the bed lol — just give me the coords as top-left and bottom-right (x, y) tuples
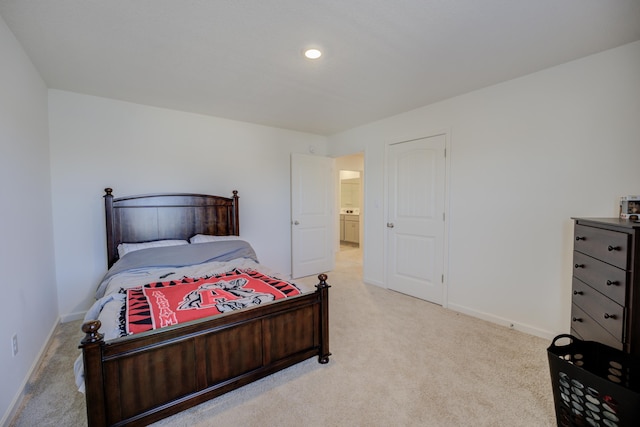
(78, 188), (330, 427)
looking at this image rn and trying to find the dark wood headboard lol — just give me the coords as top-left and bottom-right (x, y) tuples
(104, 188), (239, 268)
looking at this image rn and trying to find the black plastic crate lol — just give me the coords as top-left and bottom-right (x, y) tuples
(547, 334), (640, 426)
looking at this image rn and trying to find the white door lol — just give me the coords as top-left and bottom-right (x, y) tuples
(387, 135), (446, 304)
(291, 153), (335, 278)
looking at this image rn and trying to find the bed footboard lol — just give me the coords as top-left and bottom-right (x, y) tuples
(80, 274), (330, 427)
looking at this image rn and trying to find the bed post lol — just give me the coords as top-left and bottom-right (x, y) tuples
(232, 190), (239, 236)
(104, 188), (116, 268)
(79, 320), (107, 427)
(316, 273), (331, 364)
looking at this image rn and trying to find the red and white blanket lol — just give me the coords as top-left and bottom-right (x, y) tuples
(125, 269), (301, 334)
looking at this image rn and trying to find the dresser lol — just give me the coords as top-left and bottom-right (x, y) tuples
(571, 218), (640, 355)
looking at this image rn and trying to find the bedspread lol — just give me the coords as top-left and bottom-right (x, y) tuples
(75, 240), (312, 392)
(96, 240), (260, 298)
(124, 268), (301, 334)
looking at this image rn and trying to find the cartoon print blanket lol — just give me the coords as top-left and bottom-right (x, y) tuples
(124, 269), (301, 334)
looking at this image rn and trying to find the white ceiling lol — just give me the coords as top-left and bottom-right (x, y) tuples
(1, 1), (639, 135)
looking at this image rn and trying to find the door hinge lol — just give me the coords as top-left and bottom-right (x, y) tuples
(444, 148), (446, 157)
(441, 274), (444, 283)
(442, 212), (445, 221)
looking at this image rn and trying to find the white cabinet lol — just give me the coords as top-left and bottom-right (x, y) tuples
(340, 214), (359, 244)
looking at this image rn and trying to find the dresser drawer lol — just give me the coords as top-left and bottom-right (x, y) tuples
(572, 251), (627, 306)
(572, 278), (624, 340)
(571, 304), (623, 350)
(574, 224), (630, 269)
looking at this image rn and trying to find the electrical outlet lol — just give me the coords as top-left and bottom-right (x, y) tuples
(11, 334), (18, 357)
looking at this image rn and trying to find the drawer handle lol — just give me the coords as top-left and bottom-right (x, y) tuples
(607, 245), (620, 252)
(604, 313), (617, 320)
(573, 290), (583, 295)
(572, 317), (582, 323)
(606, 280), (618, 286)
(574, 264), (584, 269)
(575, 236), (585, 241)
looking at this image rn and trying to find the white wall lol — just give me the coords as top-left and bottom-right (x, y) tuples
(336, 153), (364, 172)
(0, 15), (57, 426)
(328, 41), (640, 338)
(48, 91), (327, 319)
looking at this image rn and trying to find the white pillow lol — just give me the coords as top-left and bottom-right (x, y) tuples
(117, 240), (189, 258)
(189, 234), (242, 244)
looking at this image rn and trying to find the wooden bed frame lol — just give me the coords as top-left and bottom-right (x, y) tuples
(80, 188), (330, 427)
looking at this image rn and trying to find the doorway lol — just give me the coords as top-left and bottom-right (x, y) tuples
(336, 153), (364, 270)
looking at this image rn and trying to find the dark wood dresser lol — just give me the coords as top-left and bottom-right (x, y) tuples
(571, 218), (640, 355)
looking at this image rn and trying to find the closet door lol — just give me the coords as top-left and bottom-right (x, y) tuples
(387, 134), (446, 304)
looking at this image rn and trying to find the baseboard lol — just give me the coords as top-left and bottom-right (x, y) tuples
(1, 317), (60, 427)
(363, 276), (385, 288)
(447, 302), (557, 341)
(60, 311), (86, 323)
(357, 281), (557, 340)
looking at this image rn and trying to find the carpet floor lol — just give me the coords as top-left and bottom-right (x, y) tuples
(9, 245), (557, 426)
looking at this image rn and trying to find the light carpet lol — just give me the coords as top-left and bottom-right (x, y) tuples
(9, 245), (556, 426)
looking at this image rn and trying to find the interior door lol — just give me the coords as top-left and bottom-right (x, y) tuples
(291, 153), (335, 278)
(387, 135), (446, 304)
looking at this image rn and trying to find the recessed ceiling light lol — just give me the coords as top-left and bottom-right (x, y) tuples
(304, 48), (322, 59)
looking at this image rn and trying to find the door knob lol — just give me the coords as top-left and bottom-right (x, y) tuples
(293, 220), (300, 225)
(387, 222), (394, 228)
